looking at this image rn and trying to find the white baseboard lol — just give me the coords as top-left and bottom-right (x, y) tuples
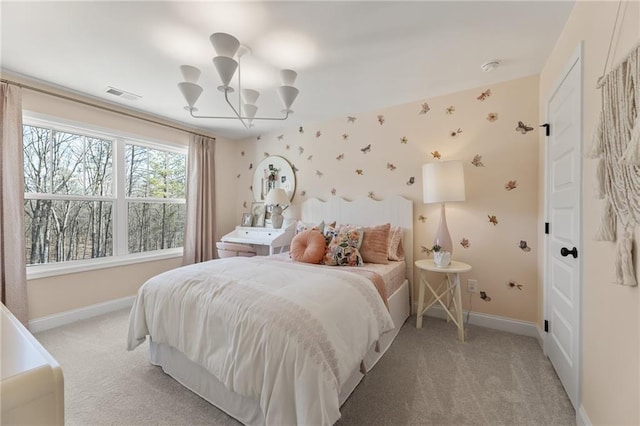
(577, 404), (592, 426)
(29, 295), (135, 333)
(419, 304), (538, 338)
(536, 324), (545, 349)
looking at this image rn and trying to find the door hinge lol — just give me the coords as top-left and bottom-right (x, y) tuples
(544, 320), (549, 333)
(540, 123), (550, 136)
(545, 222), (550, 234)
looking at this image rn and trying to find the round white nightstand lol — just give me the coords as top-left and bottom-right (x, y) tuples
(414, 259), (472, 341)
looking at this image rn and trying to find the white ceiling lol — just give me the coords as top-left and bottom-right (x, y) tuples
(1, 1), (574, 140)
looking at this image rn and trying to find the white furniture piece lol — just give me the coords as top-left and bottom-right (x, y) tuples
(1, 304), (64, 425)
(415, 259), (471, 342)
(220, 224), (295, 255)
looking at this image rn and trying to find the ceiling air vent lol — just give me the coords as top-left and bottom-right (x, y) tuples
(105, 86), (141, 101)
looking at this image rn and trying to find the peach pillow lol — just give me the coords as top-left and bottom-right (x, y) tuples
(290, 230), (326, 264)
(360, 223), (391, 264)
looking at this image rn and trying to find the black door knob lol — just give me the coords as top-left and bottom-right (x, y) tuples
(560, 247), (578, 258)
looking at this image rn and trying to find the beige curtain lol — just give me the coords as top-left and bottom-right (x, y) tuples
(0, 82), (28, 324)
(183, 134), (217, 265)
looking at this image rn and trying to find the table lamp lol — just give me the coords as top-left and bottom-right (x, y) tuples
(265, 188), (290, 229)
(422, 160), (465, 254)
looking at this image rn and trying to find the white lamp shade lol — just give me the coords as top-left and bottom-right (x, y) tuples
(280, 69), (297, 86)
(265, 188), (290, 206)
(177, 82), (203, 107)
(243, 103), (258, 119)
(213, 56), (238, 88)
(241, 89), (260, 105)
(422, 161), (466, 203)
(179, 65), (201, 84)
(210, 32), (240, 58)
(277, 86), (299, 111)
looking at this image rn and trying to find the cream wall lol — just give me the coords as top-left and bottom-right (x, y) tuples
(235, 75), (540, 322)
(539, 1), (639, 424)
(14, 79), (238, 320)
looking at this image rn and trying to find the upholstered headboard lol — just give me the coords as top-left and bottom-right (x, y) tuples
(301, 195), (413, 289)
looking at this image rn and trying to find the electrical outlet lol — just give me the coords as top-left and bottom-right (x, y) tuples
(467, 279), (478, 293)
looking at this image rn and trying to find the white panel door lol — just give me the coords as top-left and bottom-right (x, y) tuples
(545, 49), (582, 409)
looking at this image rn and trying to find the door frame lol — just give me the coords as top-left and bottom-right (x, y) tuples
(542, 41), (583, 409)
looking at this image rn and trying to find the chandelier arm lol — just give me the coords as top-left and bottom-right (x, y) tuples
(188, 109), (291, 121)
(223, 90), (249, 128)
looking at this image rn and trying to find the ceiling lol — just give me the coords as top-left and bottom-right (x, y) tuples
(0, 1), (574, 140)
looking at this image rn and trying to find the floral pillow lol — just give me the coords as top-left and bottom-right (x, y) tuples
(323, 229), (363, 266)
(337, 224), (365, 249)
(295, 220), (325, 235)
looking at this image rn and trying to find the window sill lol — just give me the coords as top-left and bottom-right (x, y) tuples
(26, 249), (183, 280)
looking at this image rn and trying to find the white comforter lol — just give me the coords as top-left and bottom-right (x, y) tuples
(127, 257), (394, 425)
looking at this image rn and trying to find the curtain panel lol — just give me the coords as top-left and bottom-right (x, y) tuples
(183, 134), (217, 265)
(0, 82), (28, 325)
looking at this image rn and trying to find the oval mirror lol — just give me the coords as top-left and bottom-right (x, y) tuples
(252, 156), (296, 202)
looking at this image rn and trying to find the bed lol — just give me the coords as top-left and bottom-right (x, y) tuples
(127, 195), (413, 425)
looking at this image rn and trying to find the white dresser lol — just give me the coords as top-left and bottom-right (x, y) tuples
(1, 304), (64, 425)
(221, 224), (295, 256)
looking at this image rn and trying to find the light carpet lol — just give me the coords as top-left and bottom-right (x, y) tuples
(34, 309), (575, 425)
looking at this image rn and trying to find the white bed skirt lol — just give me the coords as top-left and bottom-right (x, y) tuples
(149, 279), (410, 425)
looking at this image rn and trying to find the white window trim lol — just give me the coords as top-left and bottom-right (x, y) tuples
(26, 248), (183, 280)
(22, 113), (188, 274)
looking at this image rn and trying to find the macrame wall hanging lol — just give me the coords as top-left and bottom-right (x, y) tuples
(590, 39), (640, 287)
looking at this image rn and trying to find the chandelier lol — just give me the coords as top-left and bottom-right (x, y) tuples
(177, 32), (300, 129)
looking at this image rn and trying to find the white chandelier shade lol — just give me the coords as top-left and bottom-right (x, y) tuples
(210, 32), (240, 58)
(178, 32), (300, 128)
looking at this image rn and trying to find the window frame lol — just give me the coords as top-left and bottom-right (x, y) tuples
(23, 113), (187, 279)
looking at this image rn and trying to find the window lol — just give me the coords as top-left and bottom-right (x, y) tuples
(23, 118), (186, 269)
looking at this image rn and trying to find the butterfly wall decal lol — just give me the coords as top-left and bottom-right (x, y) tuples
(431, 151), (441, 159)
(419, 102), (430, 114)
(486, 112), (498, 122)
(377, 115), (385, 125)
(355, 169), (364, 175)
(241, 150), (245, 156)
(249, 163), (253, 170)
(285, 144), (290, 150)
(400, 136), (408, 144)
(387, 162), (397, 171)
(347, 116), (357, 123)
(249, 185), (252, 191)
(460, 238), (470, 249)
(450, 128), (462, 138)
(488, 215), (498, 225)
(418, 215), (427, 223)
(518, 240), (531, 252)
(406, 176), (415, 185)
(331, 188), (336, 196)
(264, 152), (269, 158)
(300, 190), (306, 196)
(505, 180), (517, 191)
(446, 106), (455, 115)
(477, 89), (491, 101)
(336, 153), (344, 161)
(299, 126), (304, 134)
(516, 121), (534, 134)
(471, 154), (485, 167)
(298, 146), (304, 155)
(368, 191), (375, 199)
(243, 201), (247, 208)
(316, 130), (322, 138)
(277, 135), (284, 141)
(420, 246), (432, 255)
(307, 155), (313, 161)
(316, 170), (323, 178)
(292, 164), (299, 173)
(361, 144), (371, 154)
(342, 133), (349, 140)
(508, 281), (524, 290)
(236, 174), (241, 178)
